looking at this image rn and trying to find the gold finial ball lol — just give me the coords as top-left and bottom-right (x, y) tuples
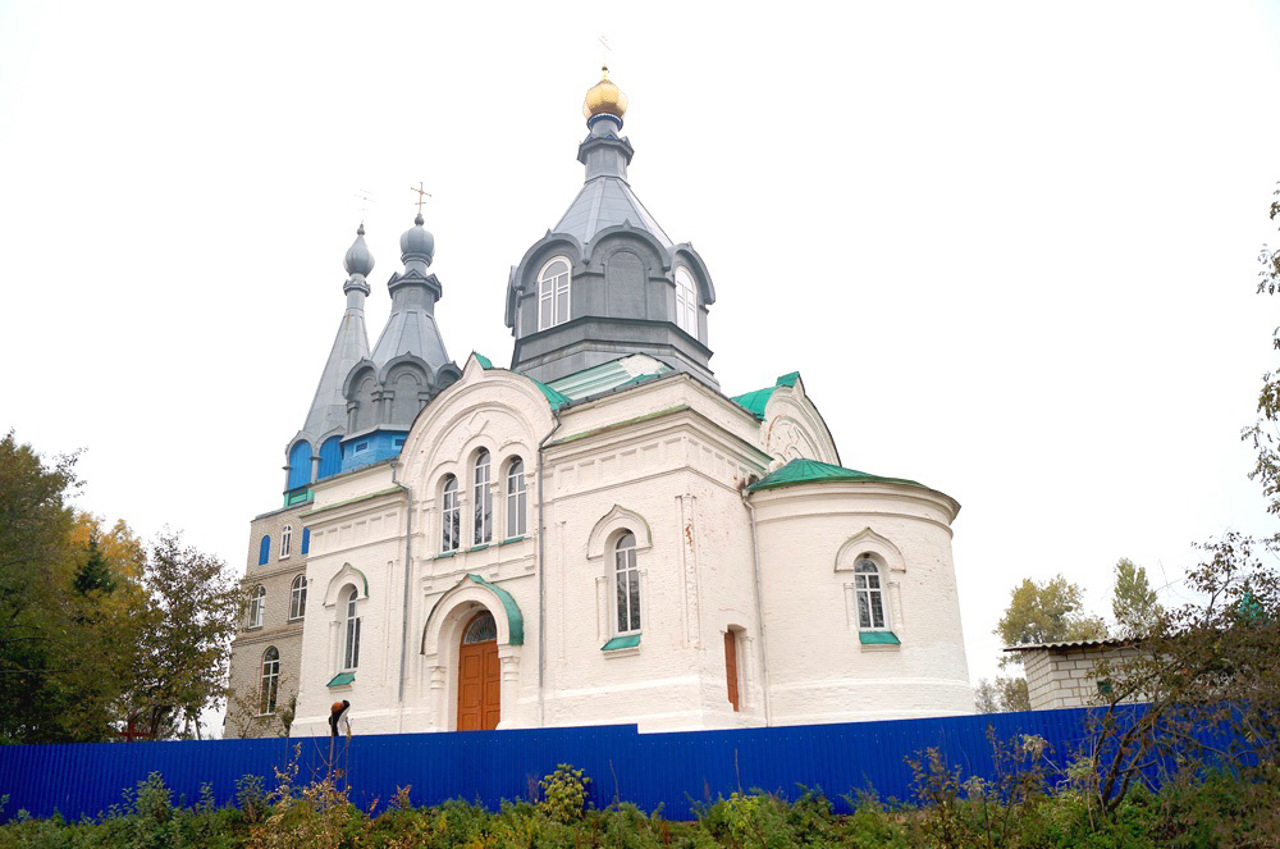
(583, 65), (628, 120)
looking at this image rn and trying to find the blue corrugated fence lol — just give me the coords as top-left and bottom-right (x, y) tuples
(0, 707), (1146, 822)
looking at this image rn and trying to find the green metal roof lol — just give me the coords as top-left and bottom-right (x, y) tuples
(546, 354), (673, 400)
(730, 371), (801, 421)
(749, 458), (924, 492)
(467, 574), (524, 645)
(474, 352), (571, 410)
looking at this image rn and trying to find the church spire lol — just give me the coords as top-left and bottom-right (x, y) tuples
(283, 224), (373, 501)
(504, 69), (718, 388)
(334, 207), (460, 475)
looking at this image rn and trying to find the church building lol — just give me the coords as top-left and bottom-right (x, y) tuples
(225, 70), (973, 737)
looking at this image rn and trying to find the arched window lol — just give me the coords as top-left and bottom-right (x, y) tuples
(463, 610), (497, 644)
(441, 475), (460, 552)
(287, 440), (312, 490)
(280, 525), (292, 559)
(674, 267), (698, 335)
(505, 457), (526, 538)
(259, 647), (280, 715)
(615, 532), (640, 634)
(317, 436), (342, 480)
(855, 557), (887, 629)
(537, 256), (571, 331)
(289, 574), (307, 620)
(248, 585), (266, 628)
(343, 587), (361, 670)
(473, 450), (492, 545)
(258, 535), (271, 566)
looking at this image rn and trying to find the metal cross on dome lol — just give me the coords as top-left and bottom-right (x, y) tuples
(410, 182), (432, 214)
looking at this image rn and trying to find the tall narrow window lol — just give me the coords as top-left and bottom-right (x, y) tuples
(248, 585), (266, 628)
(675, 267), (698, 335)
(258, 535), (271, 566)
(855, 557), (887, 629)
(506, 458), (527, 538)
(259, 647), (280, 715)
(724, 630), (741, 711)
(441, 475), (460, 552)
(537, 257), (571, 331)
(280, 525), (292, 559)
(343, 587), (361, 670)
(289, 574), (307, 620)
(473, 450), (492, 545)
(615, 532), (640, 634)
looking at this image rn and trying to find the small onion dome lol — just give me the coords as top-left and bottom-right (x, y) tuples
(400, 213), (435, 264)
(583, 65), (628, 120)
(343, 223), (375, 277)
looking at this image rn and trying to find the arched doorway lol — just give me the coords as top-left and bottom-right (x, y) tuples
(457, 610), (499, 730)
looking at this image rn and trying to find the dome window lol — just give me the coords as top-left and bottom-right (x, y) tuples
(537, 257), (572, 331)
(675, 267), (698, 336)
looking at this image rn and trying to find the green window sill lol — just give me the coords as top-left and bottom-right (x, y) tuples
(468, 544), (490, 553)
(859, 631), (900, 645)
(499, 536), (527, 546)
(601, 634), (641, 652)
(434, 551), (456, 560)
(327, 672), (355, 688)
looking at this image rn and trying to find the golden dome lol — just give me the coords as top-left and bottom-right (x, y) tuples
(583, 65), (628, 120)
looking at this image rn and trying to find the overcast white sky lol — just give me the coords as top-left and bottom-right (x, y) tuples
(3, 1), (1280, 696)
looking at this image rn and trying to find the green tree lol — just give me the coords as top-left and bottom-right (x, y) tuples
(995, 575), (1107, 665)
(974, 676), (1031, 713)
(1112, 557), (1161, 637)
(0, 432), (83, 742)
(126, 531), (241, 739)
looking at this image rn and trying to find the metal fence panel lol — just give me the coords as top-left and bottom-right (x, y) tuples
(0, 706), (1157, 823)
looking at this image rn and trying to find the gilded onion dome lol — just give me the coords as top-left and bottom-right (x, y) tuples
(583, 65), (628, 120)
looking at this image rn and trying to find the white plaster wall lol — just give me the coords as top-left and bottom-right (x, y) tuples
(751, 483), (973, 723)
(291, 486), (408, 738)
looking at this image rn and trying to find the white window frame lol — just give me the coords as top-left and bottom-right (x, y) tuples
(289, 574), (306, 621)
(473, 450), (493, 545)
(259, 646), (280, 715)
(674, 267), (698, 336)
(854, 557), (889, 630)
(441, 475), (460, 552)
(248, 585), (266, 628)
(614, 531), (641, 635)
(537, 256), (571, 331)
(505, 457), (527, 538)
(280, 524), (292, 559)
(342, 586), (361, 670)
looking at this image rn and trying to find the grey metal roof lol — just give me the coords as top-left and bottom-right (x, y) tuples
(1002, 638), (1132, 652)
(555, 177), (672, 248)
(299, 290), (370, 443)
(370, 302), (451, 371)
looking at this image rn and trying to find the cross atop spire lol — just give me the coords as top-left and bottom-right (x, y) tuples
(410, 181), (432, 214)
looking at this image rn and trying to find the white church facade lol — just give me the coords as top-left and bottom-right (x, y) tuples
(225, 70), (973, 737)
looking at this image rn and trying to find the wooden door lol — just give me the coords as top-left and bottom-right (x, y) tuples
(457, 611), (500, 731)
(725, 630), (740, 712)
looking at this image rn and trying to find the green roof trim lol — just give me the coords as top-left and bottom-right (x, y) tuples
(474, 353), (494, 369)
(466, 574), (524, 645)
(327, 672), (355, 687)
(749, 458), (924, 493)
(730, 371), (801, 420)
(532, 379), (573, 410)
(601, 634), (641, 651)
(859, 631), (901, 645)
(301, 486), (404, 518)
